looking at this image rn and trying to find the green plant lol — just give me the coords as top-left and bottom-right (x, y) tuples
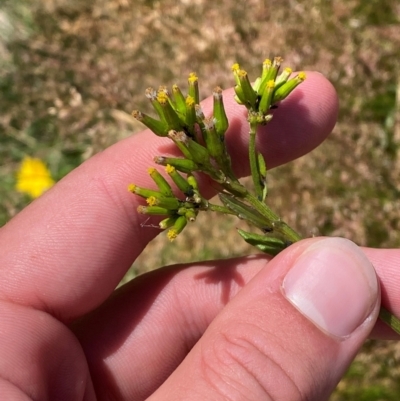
(130, 58), (400, 335)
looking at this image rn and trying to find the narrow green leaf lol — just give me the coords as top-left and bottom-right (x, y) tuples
(257, 152), (268, 201)
(219, 193), (272, 232)
(237, 228), (288, 256)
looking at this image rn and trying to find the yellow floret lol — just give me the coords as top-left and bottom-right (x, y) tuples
(156, 91), (168, 104)
(128, 184), (136, 193)
(188, 72), (198, 83)
(267, 80), (275, 89)
(185, 95), (195, 107)
(231, 63), (240, 71)
(167, 229), (178, 241)
(298, 71), (307, 81)
(146, 196), (157, 206)
(165, 164), (175, 174)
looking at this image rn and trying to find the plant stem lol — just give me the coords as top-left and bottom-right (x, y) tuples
(249, 122), (263, 199)
(379, 307), (400, 334)
(216, 110), (400, 337)
(248, 118), (400, 336)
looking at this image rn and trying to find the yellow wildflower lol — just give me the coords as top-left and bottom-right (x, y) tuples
(16, 157), (55, 198)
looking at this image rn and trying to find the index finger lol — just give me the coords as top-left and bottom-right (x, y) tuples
(0, 72), (338, 321)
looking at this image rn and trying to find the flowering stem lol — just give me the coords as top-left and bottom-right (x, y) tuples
(249, 122), (263, 199)
(379, 306), (400, 333)
(130, 62), (400, 337)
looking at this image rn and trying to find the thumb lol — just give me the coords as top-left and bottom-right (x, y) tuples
(149, 238), (380, 401)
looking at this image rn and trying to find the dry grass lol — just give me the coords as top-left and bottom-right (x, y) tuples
(1, 0), (400, 398)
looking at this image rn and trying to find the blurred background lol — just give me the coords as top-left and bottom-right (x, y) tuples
(1, 0), (400, 398)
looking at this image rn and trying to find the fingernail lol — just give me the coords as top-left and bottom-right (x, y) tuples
(282, 238), (378, 338)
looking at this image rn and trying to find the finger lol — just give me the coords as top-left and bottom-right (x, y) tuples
(148, 238), (380, 401)
(73, 255), (270, 400)
(0, 300), (97, 401)
(0, 72), (338, 320)
(74, 240), (390, 400)
(361, 247), (400, 339)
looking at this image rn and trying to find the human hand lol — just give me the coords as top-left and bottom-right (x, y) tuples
(0, 72), (398, 400)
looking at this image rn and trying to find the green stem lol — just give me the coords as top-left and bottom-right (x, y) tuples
(247, 118), (400, 336)
(249, 122), (263, 199)
(379, 307), (400, 335)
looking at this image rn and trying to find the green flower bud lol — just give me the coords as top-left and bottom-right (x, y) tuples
(167, 215), (187, 241)
(186, 174), (202, 204)
(233, 85), (246, 105)
(128, 184), (163, 200)
(184, 208), (198, 222)
(188, 72), (200, 104)
(146, 195), (180, 210)
(172, 84), (187, 117)
(147, 167), (174, 197)
(186, 174), (199, 190)
(237, 69), (257, 109)
(168, 130), (193, 160)
(231, 63), (241, 86)
(258, 80), (275, 114)
(157, 90), (184, 131)
(145, 87), (165, 122)
(158, 86), (176, 110)
(159, 215), (179, 230)
(260, 58), (272, 83)
(137, 205), (172, 216)
(272, 72), (306, 103)
(173, 130), (212, 168)
(252, 76), (262, 93)
(185, 95), (196, 136)
(258, 57), (283, 96)
(202, 116), (223, 159)
(165, 164), (194, 196)
(154, 156), (199, 174)
(274, 67), (293, 90)
(132, 110), (168, 137)
(213, 87), (229, 136)
(185, 137), (213, 168)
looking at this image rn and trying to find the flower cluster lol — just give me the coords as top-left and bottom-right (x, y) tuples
(129, 58), (306, 242)
(128, 58), (400, 336)
(128, 165), (205, 241)
(232, 57), (306, 118)
(132, 75), (235, 183)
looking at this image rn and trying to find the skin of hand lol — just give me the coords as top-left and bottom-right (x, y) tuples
(0, 72), (399, 401)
